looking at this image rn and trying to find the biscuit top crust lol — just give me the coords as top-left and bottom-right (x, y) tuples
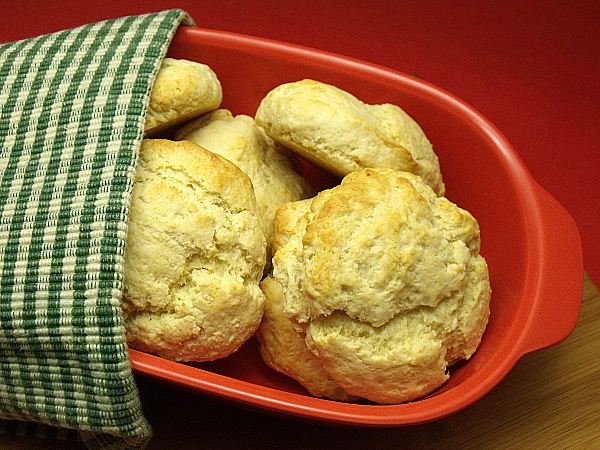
(145, 58), (222, 135)
(255, 79), (445, 196)
(271, 198), (312, 255)
(274, 168), (481, 328)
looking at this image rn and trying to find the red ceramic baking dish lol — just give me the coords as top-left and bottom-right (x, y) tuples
(128, 26), (583, 426)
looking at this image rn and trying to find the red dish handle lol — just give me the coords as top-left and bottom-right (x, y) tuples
(519, 182), (583, 355)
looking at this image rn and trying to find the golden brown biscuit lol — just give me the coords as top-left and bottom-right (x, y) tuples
(255, 79), (445, 196)
(272, 168), (490, 403)
(145, 58), (222, 136)
(122, 139), (266, 362)
(175, 109), (316, 263)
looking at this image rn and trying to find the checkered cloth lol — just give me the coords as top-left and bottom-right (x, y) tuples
(0, 9), (193, 449)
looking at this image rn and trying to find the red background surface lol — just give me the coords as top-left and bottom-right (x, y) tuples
(2, 0), (598, 284)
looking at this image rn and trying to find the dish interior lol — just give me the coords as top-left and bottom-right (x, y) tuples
(128, 27), (576, 422)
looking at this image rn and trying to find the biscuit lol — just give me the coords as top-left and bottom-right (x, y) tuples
(272, 168), (490, 403)
(255, 79), (445, 196)
(122, 139), (267, 362)
(145, 58), (222, 136)
(175, 109), (316, 263)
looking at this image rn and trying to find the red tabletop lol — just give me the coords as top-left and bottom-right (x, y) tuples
(2, 0), (598, 284)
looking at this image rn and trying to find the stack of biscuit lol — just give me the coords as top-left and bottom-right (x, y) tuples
(121, 58), (491, 404)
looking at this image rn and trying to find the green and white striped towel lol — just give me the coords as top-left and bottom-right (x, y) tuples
(0, 9), (193, 449)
